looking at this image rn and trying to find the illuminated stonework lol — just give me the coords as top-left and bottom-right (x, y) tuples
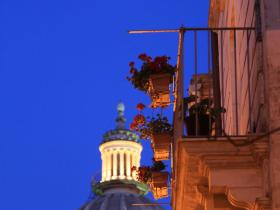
(99, 140), (142, 182)
(99, 102), (142, 182)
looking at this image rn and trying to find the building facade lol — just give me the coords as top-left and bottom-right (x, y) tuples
(172, 0), (280, 210)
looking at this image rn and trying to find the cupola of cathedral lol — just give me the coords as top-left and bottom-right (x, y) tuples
(79, 103), (164, 210)
(99, 103), (142, 182)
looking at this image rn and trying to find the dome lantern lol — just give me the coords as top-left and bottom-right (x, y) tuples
(79, 103), (164, 210)
(99, 103), (142, 182)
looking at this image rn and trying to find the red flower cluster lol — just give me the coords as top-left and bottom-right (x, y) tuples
(134, 114), (146, 124)
(126, 53), (175, 92)
(134, 54), (171, 75)
(131, 166), (152, 183)
(136, 103), (145, 111)
(129, 121), (138, 131)
(154, 56), (169, 64)
(147, 56), (170, 73)
(130, 114), (146, 131)
(131, 159), (165, 183)
(138, 53), (152, 62)
(134, 54), (170, 74)
(137, 53), (170, 68)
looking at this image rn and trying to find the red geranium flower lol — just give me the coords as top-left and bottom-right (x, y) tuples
(133, 114), (146, 125)
(138, 53), (147, 61)
(131, 166), (137, 172)
(136, 103), (145, 111)
(154, 56), (168, 64)
(147, 56), (152, 62)
(130, 121), (138, 131)
(129, 68), (137, 74)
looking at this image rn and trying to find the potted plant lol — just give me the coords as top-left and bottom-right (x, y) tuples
(130, 104), (173, 161)
(147, 114), (173, 161)
(184, 95), (226, 136)
(131, 159), (169, 199)
(127, 54), (176, 108)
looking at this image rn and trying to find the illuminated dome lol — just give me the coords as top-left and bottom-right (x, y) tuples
(78, 103), (164, 210)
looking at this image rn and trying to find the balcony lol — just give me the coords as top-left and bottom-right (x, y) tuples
(171, 27), (270, 210)
(173, 27), (262, 138)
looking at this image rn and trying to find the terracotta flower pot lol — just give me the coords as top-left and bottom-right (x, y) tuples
(150, 171), (169, 199)
(148, 73), (172, 108)
(151, 133), (171, 161)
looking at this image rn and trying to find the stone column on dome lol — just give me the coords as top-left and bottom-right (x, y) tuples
(105, 152), (108, 181)
(113, 152), (117, 179)
(120, 150), (125, 179)
(126, 151), (132, 179)
(101, 153), (106, 181)
(106, 151), (111, 181)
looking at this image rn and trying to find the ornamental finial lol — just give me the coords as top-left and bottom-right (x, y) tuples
(116, 102), (126, 129)
(117, 102), (125, 114)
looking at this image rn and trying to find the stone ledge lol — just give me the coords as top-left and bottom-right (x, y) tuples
(172, 135), (269, 210)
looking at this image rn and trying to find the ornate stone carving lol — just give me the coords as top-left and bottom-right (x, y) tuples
(173, 136), (269, 210)
(254, 197), (271, 210)
(196, 176), (209, 197)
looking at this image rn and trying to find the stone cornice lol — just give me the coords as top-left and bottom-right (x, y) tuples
(172, 135), (268, 210)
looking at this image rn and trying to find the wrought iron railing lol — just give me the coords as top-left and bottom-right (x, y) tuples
(174, 27), (260, 137)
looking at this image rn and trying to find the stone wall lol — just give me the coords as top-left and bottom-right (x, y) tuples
(261, 0), (280, 209)
(209, 0), (280, 209)
(210, 0), (264, 135)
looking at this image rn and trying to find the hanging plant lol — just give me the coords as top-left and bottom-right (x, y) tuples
(131, 159), (166, 184)
(131, 159), (169, 199)
(130, 104), (173, 140)
(127, 54), (176, 108)
(130, 104), (173, 160)
(127, 54), (176, 92)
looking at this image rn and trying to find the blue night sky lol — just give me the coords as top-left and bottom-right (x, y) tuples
(0, 0), (209, 210)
